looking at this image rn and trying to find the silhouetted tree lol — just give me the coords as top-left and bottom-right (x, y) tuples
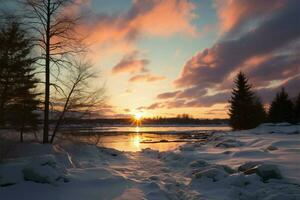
(0, 20), (39, 141)
(228, 72), (264, 130)
(23, 0), (84, 143)
(0, 23), (13, 125)
(268, 88), (294, 123)
(50, 58), (105, 143)
(10, 83), (40, 142)
(0, 20), (31, 124)
(293, 93), (300, 123)
(253, 96), (267, 125)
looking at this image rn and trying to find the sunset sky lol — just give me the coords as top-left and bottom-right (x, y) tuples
(4, 0), (300, 118)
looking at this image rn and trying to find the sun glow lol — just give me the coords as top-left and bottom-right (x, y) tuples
(134, 112), (143, 121)
(133, 112), (143, 126)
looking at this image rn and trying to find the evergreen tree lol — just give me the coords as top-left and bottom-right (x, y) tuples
(268, 88), (294, 123)
(0, 22), (13, 125)
(253, 96), (267, 125)
(9, 67), (40, 142)
(0, 20), (39, 141)
(293, 93), (300, 123)
(228, 72), (264, 130)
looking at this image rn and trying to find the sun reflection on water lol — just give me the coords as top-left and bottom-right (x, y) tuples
(96, 125), (202, 152)
(132, 126), (141, 148)
(133, 134), (141, 148)
(135, 126), (140, 133)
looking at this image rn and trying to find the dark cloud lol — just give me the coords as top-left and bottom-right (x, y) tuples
(157, 87), (207, 100)
(257, 75), (300, 102)
(248, 52), (300, 87)
(176, 87), (207, 99)
(145, 90), (230, 110)
(282, 76), (300, 96)
(157, 91), (180, 99)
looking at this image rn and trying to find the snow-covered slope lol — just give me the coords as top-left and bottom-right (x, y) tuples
(0, 124), (299, 200)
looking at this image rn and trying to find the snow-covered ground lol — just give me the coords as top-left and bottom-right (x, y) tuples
(0, 124), (300, 200)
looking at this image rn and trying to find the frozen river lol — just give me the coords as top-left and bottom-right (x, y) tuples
(63, 125), (231, 151)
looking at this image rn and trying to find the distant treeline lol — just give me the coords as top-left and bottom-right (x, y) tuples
(52, 117), (229, 126)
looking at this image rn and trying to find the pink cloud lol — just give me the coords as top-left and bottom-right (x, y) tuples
(129, 74), (166, 82)
(175, 0), (300, 90)
(129, 0), (198, 37)
(156, 0), (300, 109)
(111, 52), (149, 74)
(215, 0), (285, 33)
(75, 0), (198, 60)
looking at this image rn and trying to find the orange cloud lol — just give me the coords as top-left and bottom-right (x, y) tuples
(129, 74), (166, 82)
(130, 0), (198, 37)
(75, 0), (197, 60)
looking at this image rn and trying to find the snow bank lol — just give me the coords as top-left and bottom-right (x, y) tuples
(0, 124), (300, 199)
(241, 123), (300, 135)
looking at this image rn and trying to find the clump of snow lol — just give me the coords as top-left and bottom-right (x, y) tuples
(244, 123), (300, 135)
(193, 167), (229, 182)
(225, 173), (250, 187)
(266, 145), (278, 151)
(141, 148), (160, 159)
(22, 155), (68, 184)
(216, 139), (244, 148)
(179, 142), (204, 151)
(189, 159), (209, 168)
(238, 161), (261, 172)
(255, 164), (282, 182)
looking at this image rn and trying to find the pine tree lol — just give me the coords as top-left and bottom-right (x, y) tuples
(268, 88), (294, 123)
(0, 22), (13, 125)
(9, 68), (40, 142)
(228, 72), (264, 130)
(293, 93), (300, 123)
(0, 20), (39, 141)
(253, 96), (267, 125)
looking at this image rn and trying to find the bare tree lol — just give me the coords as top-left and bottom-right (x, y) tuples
(22, 0), (85, 143)
(50, 59), (105, 143)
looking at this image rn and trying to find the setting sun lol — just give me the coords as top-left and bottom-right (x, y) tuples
(134, 112), (143, 121)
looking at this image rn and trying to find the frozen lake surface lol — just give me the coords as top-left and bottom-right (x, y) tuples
(63, 125), (231, 151)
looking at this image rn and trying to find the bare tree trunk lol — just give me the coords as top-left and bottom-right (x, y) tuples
(20, 128), (24, 142)
(50, 85), (74, 143)
(0, 51), (9, 125)
(20, 100), (27, 143)
(50, 60), (105, 143)
(23, 0), (84, 144)
(43, 0), (51, 143)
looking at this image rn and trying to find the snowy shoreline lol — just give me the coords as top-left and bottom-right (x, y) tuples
(1, 124), (300, 200)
